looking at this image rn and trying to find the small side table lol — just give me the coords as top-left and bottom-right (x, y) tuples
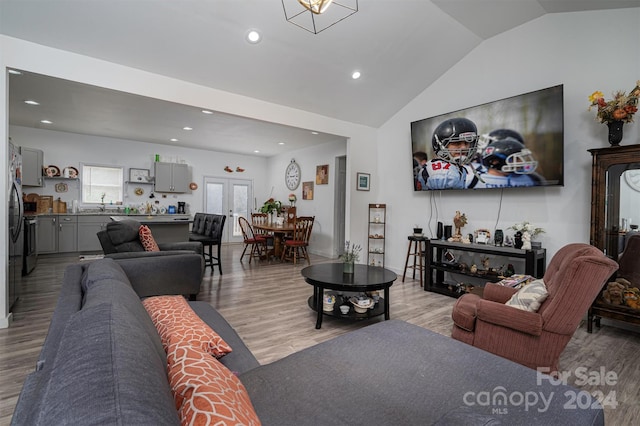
(402, 235), (427, 286)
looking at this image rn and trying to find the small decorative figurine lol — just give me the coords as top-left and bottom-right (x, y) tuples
(494, 229), (504, 246)
(481, 257), (490, 270)
(450, 211), (468, 242)
(521, 231), (532, 250)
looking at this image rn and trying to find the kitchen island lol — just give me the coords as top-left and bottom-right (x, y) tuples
(110, 214), (192, 243)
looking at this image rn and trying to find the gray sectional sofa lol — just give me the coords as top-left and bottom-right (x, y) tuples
(12, 256), (604, 425)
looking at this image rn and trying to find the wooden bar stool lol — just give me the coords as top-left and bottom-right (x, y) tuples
(402, 235), (427, 286)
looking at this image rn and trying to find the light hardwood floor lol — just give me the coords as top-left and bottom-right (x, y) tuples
(1, 245), (640, 425)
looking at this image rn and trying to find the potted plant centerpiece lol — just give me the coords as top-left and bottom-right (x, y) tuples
(341, 241), (362, 274)
(259, 198), (282, 223)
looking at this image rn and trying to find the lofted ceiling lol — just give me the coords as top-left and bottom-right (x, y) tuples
(3, 0), (639, 156)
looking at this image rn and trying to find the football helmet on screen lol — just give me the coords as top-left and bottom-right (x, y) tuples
(431, 118), (478, 165)
(482, 137), (538, 174)
(478, 128), (524, 150)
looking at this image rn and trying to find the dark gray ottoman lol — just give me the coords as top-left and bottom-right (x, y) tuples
(240, 320), (603, 426)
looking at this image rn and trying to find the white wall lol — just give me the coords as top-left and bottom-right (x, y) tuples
(376, 9), (640, 273)
(266, 140), (347, 258)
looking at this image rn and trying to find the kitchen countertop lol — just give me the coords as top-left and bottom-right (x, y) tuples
(110, 215), (193, 224)
(24, 212), (193, 222)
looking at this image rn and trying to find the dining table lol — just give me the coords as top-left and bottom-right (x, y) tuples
(253, 222), (296, 258)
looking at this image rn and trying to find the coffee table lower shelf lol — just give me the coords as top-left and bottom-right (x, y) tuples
(307, 296), (386, 321)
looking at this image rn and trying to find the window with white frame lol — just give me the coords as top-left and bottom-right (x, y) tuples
(81, 164), (124, 204)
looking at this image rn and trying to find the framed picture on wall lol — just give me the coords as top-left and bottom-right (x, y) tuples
(129, 168), (150, 182)
(316, 164), (329, 185)
(357, 172), (370, 191)
(302, 181), (314, 200)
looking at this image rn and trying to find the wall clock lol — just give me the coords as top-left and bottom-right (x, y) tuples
(624, 169), (640, 192)
(285, 159), (301, 190)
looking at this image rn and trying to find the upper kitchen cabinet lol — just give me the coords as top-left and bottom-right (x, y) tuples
(154, 162), (188, 193)
(21, 147), (44, 187)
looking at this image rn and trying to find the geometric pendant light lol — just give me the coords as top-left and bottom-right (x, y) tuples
(282, 0), (358, 34)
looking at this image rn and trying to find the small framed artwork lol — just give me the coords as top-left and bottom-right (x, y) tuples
(302, 181), (314, 200)
(129, 168), (150, 182)
(357, 172), (370, 191)
(316, 164), (329, 185)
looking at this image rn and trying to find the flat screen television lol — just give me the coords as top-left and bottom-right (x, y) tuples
(411, 84), (564, 191)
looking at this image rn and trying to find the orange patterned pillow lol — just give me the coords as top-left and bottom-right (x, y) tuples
(167, 341), (261, 425)
(142, 295), (232, 358)
(139, 224), (160, 251)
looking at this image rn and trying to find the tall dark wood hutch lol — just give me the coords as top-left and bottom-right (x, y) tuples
(588, 144), (640, 332)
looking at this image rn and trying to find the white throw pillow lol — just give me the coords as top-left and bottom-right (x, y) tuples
(505, 279), (548, 312)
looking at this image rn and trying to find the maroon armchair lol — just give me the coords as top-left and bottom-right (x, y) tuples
(451, 243), (618, 372)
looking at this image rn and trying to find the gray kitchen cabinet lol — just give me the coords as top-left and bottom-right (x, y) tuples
(37, 215), (57, 254)
(58, 215), (78, 253)
(37, 215), (78, 253)
(154, 162), (188, 193)
(78, 215), (109, 252)
(21, 146), (44, 187)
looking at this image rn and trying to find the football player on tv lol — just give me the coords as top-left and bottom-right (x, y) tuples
(475, 137), (545, 188)
(422, 117), (481, 190)
(413, 151), (429, 190)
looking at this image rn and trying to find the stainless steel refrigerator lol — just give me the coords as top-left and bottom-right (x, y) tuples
(8, 141), (23, 312)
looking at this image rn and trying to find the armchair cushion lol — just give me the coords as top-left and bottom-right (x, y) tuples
(139, 225), (160, 252)
(482, 282), (517, 303)
(105, 220), (145, 251)
(505, 279), (548, 312)
(451, 293), (480, 331)
(476, 300), (544, 336)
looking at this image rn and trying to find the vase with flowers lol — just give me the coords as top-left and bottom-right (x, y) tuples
(288, 193), (297, 206)
(588, 81), (640, 146)
(510, 221), (544, 250)
(341, 241), (362, 274)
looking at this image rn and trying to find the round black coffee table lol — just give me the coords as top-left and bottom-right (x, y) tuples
(301, 263), (397, 329)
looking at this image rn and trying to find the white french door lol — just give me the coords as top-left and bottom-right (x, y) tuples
(203, 177), (253, 244)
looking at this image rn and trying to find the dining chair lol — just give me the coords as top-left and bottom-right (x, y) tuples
(281, 206), (297, 225)
(238, 216), (267, 263)
(251, 212), (275, 259)
(281, 216), (315, 265)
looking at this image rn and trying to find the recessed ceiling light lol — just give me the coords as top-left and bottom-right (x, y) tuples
(246, 29), (261, 44)
(311, 131), (319, 135)
(24, 100), (40, 105)
(40, 120), (52, 124)
(254, 150), (260, 153)
(278, 142), (285, 145)
(201, 110), (213, 115)
(352, 71), (361, 79)
(8, 69), (22, 75)
(170, 138), (179, 142)
(183, 126), (193, 131)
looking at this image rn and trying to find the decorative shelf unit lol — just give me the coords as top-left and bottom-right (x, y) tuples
(425, 239), (546, 298)
(367, 203), (386, 267)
